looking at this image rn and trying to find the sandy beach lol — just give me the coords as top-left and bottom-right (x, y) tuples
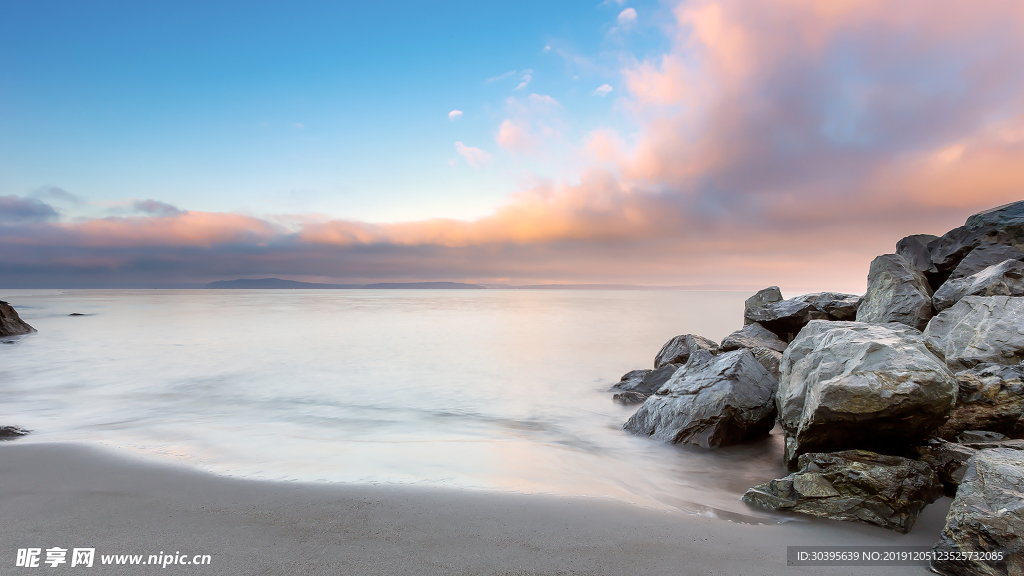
(1, 442), (951, 575)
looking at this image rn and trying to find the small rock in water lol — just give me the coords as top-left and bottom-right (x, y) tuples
(0, 425), (31, 440)
(0, 301), (36, 337)
(612, 391), (648, 405)
(742, 450), (944, 533)
(68, 313), (86, 316)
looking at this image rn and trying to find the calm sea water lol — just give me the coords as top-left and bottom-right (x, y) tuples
(0, 289), (789, 519)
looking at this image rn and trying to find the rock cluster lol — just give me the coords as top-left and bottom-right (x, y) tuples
(611, 200), (1024, 547)
(0, 301), (35, 337)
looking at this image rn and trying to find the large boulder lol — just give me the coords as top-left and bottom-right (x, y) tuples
(896, 234), (940, 275)
(745, 299), (830, 342)
(948, 244), (1024, 281)
(966, 199), (1024, 252)
(778, 321), (958, 467)
(933, 260), (1024, 312)
(721, 323), (787, 378)
(931, 448), (1024, 576)
(742, 450), (943, 533)
(743, 286), (783, 325)
(0, 301), (35, 337)
(930, 225), (1009, 276)
(935, 363), (1024, 439)
(623, 349), (777, 448)
(924, 296), (1024, 371)
(856, 254), (934, 330)
(652, 334), (719, 369)
(792, 292), (862, 321)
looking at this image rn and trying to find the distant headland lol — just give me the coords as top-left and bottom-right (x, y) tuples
(205, 278), (487, 289)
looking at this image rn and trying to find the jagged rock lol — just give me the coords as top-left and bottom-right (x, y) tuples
(751, 347), (783, 379)
(0, 301), (35, 337)
(933, 260), (1024, 312)
(744, 299), (830, 342)
(743, 286), (783, 325)
(931, 448), (1024, 576)
(778, 321), (957, 467)
(792, 292), (862, 321)
(965, 199), (1024, 252)
(612, 391), (648, 405)
(935, 363), (1024, 440)
(949, 244), (1024, 281)
(930, 225), (1009, 276)
(0, 425), (30, 440)
(653, 334), (719, 369)
(623, 349), (777, 447)
(924, 296), (1024, 371)
(959, 430), (1007, 443)
(721, 323), (788, 353)
(856, 254), (934, 330)
(917, 438), (1024, 496)
(897, 234), (940, 275)
(612, 364), (680, 395)
(742, 450), (943, 533)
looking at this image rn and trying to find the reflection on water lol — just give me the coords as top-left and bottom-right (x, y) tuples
(0, 289), (790, 519)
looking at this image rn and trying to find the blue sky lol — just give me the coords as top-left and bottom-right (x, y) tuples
(1, 0), (665, 222)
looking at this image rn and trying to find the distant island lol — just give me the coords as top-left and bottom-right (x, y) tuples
(205, 278), (487, 289)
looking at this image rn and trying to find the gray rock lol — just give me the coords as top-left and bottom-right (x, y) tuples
(935, 363), (1024, 440)
(742, 450), (943, 533)
(0, 425), (30, 440)
(931, 448), (1024, 576)
(0, 301), (35, 337)
(917, 438), (1024, 496)
(897, 234), (940, 275)
(930, 225), (1009, 276)
(653, 334), (719, 369)
(924, 296), (1024, 371)
(751, 347), (784, 380)
(933, 260), (1024, 312)
(778, 321), (958, 467)
(745, 299), (830, 342)
(792, 292), (862, 321)
(721, 322), (788, 353)
(959, 430), (1007, 443)
(856, 254), (934, 330)
(743, 286), (783, 325)
(612, 391), (648, 405)
(612, 364), (681, 395)
(624, 349), (778, 447)
(967, 200), (1024, 227)
(949, 244), (1024, 281)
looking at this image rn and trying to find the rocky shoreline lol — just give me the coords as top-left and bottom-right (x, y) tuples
(614, 200), (1024, 575)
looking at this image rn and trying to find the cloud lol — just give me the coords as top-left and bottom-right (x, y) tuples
(527, 93), (560, 108)
(486, 70), (517, 83)
(515, 70), (534, 91)
(448, 110), (463, 120)
(617, 8), (637, 26)
(290, 123), (305, 129)
(0, 196), (59, 224)
(454, 142), (493, 167)
(132, 200), (184, 217)
(31, 186), (83, 204)
(496, 120), (534, 153)
(593, 84), (614, 97)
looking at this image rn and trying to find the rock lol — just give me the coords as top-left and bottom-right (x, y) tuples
(792, 292), (862, 321)
(959, 430), (1007, 443)
(751, 347), (784, 380)
(949, 244), (1024, 281)
(924, 296), (1024, 371)
(897, 234), (940, 275)
(965, 200), (1024, 252)
(623, 349), (778, 447)
(743, 286), (783, 325)
(745, 299), (830, 342)
(612, 391), (648, 405)
(742, 450), (943, 533)
(930, 225), (1009, 276)
(917, 438), (1024, 496)
(0, 425), (30, 440)
(653, 334), (719, 369)
(0, 301), (35, 337)
(68, 312), (86, 316)
(612, 364), (681, 395)
(931, 448), (1024, 576)
(935, 363), (1024, 440)
(933, 260), (1024, 312)
(721, 322), (788, 353)
(778, 320), (958, 467)
(856, 254), (934, 330)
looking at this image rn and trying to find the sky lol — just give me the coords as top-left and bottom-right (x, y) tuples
(2, 0), (1023, 292)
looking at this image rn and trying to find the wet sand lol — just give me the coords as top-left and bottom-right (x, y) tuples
(0, 442), (949, 575)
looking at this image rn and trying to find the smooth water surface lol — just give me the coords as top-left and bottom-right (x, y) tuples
(0, 289), (789, 518)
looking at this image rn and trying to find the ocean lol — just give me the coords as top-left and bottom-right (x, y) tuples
(0, 289), (790, 519)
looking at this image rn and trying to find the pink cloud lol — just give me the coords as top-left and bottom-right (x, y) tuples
(454, 141), (493, 167)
